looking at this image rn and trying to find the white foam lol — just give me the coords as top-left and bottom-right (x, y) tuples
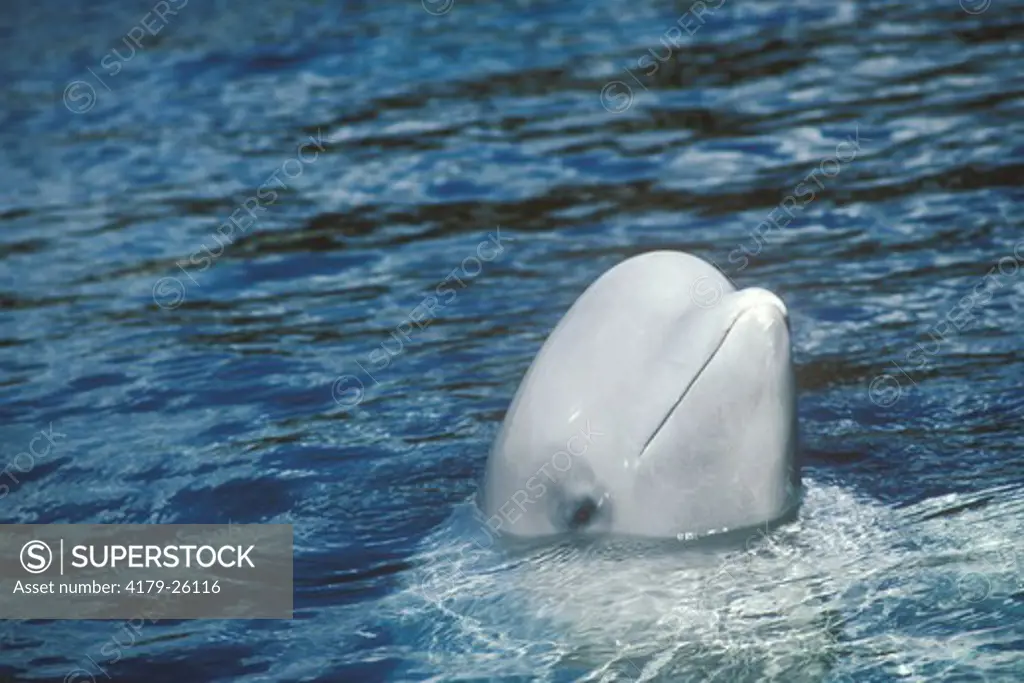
(389, 480), (1024, 681)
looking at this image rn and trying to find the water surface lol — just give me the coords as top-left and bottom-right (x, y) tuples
(1, 0), (1022, 680)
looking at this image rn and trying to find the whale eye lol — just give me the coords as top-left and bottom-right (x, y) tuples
(568, 497), (597, 530)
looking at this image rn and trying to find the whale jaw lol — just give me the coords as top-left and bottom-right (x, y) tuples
(628, 287), (797, 538)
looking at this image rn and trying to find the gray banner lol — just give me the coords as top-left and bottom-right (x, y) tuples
(0, 525), (292, 619)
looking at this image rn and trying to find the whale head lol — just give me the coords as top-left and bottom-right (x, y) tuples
(480, 251), (799, 540)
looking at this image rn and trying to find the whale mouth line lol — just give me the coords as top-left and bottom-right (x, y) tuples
(635, 319), (738, 461)
(635, 300), (786, 461)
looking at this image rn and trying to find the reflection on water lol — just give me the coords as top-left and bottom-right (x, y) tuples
(0, 0), (1022, 680)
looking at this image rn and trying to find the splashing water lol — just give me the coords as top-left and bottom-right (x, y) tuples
(390, 481), (1024, 681)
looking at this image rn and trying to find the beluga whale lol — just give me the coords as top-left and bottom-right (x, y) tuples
(480, 250), (800, 541)
(392, 251), (1021, 681)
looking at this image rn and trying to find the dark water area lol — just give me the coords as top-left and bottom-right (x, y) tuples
(0, 0), (1022, 680)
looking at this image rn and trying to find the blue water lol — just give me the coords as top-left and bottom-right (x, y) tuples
(1, 0), (1023, 680)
